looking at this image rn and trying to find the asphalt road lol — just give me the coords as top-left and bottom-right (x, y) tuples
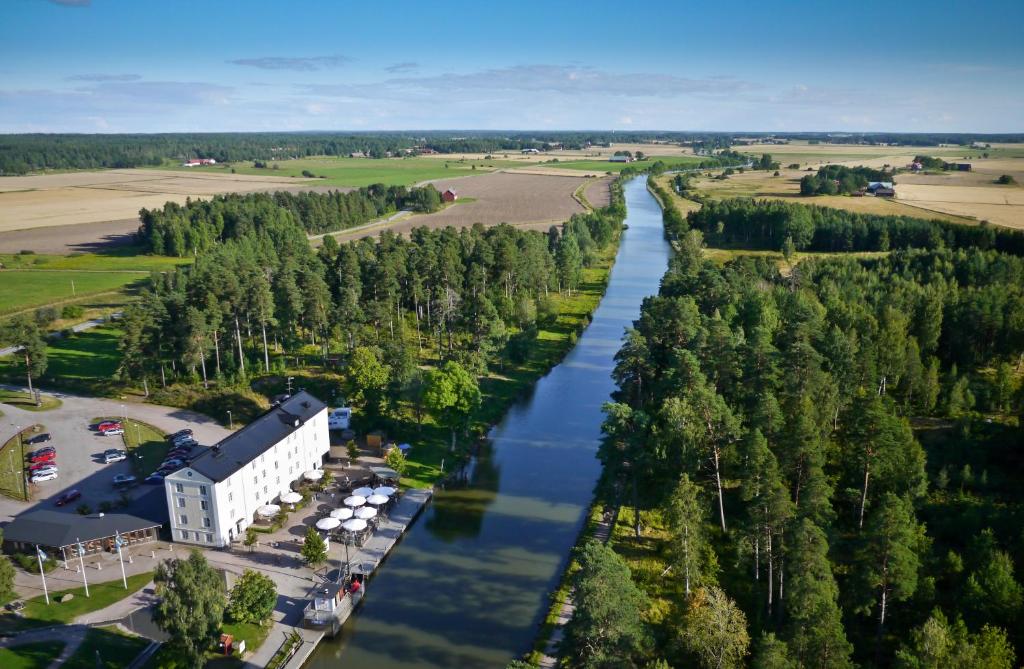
(0, 385), (229, 524)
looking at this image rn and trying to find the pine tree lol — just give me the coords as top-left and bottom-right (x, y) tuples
(664, 474), (717, 596)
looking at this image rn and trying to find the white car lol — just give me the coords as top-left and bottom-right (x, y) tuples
(328, 407), (352, 430)
(102, 428), (125, 436)
(103, 449), (127, 464)
(30, 470), (59, 483)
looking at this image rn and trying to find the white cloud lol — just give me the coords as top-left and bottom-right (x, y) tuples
(228, 55), (350, 72)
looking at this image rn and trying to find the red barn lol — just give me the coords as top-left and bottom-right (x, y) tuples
(442, 188), (458, 202)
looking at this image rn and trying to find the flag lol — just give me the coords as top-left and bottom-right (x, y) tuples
(115, 532), (125, 549)
(36, 546), (46, 561)
(77, 541), (86, 557)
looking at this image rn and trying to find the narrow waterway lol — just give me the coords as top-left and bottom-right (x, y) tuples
(307, 176), (670, 668)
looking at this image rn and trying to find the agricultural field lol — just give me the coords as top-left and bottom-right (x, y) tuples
(0, 169), (315, 234)
(533, 155), (704, 173)
(732, 139), (976, 168)
(327, 171), (596, 242)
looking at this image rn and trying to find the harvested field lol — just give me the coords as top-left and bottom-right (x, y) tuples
(0, 219), (139, 254)
(326, 172), (590, 242)
(896, 184), (1024, 229)
(584, 177), (613, 208)
(0, 169), (318, 234)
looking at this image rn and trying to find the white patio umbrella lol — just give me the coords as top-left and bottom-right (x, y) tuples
(373, 486), (396, 496)
(341, 518), (367, 532)
(353, 506), (377, 520)
(343, 495), (366, 507)
(330, 507), (354, 520)
(366, 494), (389, 506)
(304, 469), (324, 481)
(352, 486), (375, 497)
(280, 491), (302, 504)
(256, 504), (280, 517)
(315, 517), (341, 531)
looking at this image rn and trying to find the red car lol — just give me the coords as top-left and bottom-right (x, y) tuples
(28, 451), (56, 464)
(54, 489), (82, 507)
(97, 421), (122, 432)
(30, 460), (57, 472)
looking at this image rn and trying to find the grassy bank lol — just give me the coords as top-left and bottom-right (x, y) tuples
(0, 390), (61, 411)
(91, 416), (167, 476)
(0, 424), (38, 501)
(65, 626), (150, 669)
(0, 641), (66, 669)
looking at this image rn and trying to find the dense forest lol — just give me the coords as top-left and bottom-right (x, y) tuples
(3, 132), (1021, 175)
(118, 180), (626, 415)
(136, 184), (444, 256)
(560, 192), (1024, 667)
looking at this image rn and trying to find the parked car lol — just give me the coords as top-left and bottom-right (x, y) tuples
(55, 489), (82, 506)
(160, 458), (185, 469)
(30, 460), (57, 472)
(28, 450), (56, 464)
(102, 428), (125, 436)
(168, 429), (193, 441)
(27, 433), (52, 445)
(31, 465), (58, 477)
(30, 470), (58, 483)
(103, 449), (127, 464)
(28, 446), (55, 458)
(4, 600), (25, 614)
(97, 421), (122, 432)
(112, 474), (137, 487)
(172, 435), (197, 447)
(173, 440), (196, 450)
(144, 473), (165, 484)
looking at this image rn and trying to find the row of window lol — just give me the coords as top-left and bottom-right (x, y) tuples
(178, 530), (214, 543)
(178, 513), (211, 528)
(173, 482), (208, 496)
(176, 497), (208, 510)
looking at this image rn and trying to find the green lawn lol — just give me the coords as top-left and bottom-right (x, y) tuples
(0, 270), (148, 316)
(145, 620), (272, 668)
(19, 571), (154, 627)
(0, 641), (66, 669)
(0, 250), (191, 272)
(546, 156), (704, 173)
(0, 425), (36, 500)
(64, 626), (150, 669)
(0, 326), (122, 396)
(107, 417), (166, 476)
(0, 390), (61, 411)
(150, 155), (523, 188)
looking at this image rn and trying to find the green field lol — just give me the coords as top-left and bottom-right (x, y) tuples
(0, 270), (149, 316)
(548, 156), (704, 172)
(154, 155), (524, 188)
(0, 327), (123, 397)
(0, 250), (190, 272)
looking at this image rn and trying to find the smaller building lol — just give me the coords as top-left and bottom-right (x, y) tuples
(608, 155), (634, 163)
(442, 188), (458, 202)
(867, 181), (895, 197)
(182, 158), (216, 167)
(2, 510), (160, 562)
(956, 163), (972, 172)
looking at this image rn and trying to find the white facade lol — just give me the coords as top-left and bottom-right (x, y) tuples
(164, 405), (328, 547)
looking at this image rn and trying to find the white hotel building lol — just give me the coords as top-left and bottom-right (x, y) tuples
(164, 391), (329, 547)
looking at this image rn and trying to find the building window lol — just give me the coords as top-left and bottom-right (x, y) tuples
(175, 483), (184, 493)
(254, 477), (258, 486)
(199, 485), (208, 496)
(200, 500), (208, 511)
(276, 476), (280, 485)
(262, 470), (267, 479)
(177, 497), (186, 508)
(206, 533), (213, 543)
(180, 530), (189, 540)
(203, 517), (211, 528)
(263, 485), (268, 494)
(228, 492), (233, 502)
(179, 514), (188, 525)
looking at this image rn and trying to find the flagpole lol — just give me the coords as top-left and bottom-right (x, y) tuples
(76, 538), (90, 597)
(115, 532), (128, 590)
(35, 545), (49, 605)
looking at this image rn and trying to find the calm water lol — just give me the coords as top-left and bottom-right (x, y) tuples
(307, 177), (670, 668)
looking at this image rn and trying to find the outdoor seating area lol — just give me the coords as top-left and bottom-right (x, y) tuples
(315, 482), (402, 554)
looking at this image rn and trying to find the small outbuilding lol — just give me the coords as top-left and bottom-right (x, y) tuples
(442, 188), (458, 202)
(956, 163), (972, 172)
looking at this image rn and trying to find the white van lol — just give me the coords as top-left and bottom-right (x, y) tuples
(328, 407), (352, 430)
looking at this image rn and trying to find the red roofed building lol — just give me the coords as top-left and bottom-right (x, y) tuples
(442, 188), (458, 202)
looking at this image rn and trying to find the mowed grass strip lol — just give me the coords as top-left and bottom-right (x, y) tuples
(0, 641), (66, 669)
(0, 250), (190, 272)
(21, 571), (154, 626)
(64, 625), (150, 669)
(0, 425), (35, 501)
(0, 270), (148, 315)
(92, 416), (167, 477)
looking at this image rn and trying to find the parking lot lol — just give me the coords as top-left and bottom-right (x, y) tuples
(0, 387), (229, 524)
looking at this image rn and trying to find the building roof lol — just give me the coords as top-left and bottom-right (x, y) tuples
(3, 510), (160, 549)
(185, 390), (327, 483)
(310, 581), (343, 600)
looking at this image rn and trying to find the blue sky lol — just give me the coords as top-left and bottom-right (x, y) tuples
(1, 0), (1022, 133)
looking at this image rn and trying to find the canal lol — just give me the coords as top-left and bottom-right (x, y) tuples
(307, 176), (671, 668)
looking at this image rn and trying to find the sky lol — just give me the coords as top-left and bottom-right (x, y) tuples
(1, 0), (1022, 134)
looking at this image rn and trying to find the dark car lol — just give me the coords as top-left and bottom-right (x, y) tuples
(27, 433), (51, 445)
(28, 450), (56, 464)
(144, 474), (165, 484)
(168, 429), (193, 441)
(112, 474), (137, 487)
(55, 489), (82, 506)
(4, 600), (25, 614)
(167, 448), (189, 458)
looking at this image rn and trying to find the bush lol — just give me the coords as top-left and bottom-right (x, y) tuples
(34, 306), (58, 327)
(301, 170), (315, 178)
(61, 304), (85, 319)
(14, 553), (56, 574)
(995, 174), (1016, 185)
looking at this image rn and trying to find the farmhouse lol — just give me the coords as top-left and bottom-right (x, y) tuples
(2, 510), (160, 561)
(182, 158), (217, 167)
(163, 390), (329, 547)
(956, 163), (973, 172)
(609, 155), (634, 163)
(867, 181), (895, 197)
(442, 188), (458, 202)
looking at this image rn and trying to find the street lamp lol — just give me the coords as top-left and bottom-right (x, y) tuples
(227, 411), (233, 430)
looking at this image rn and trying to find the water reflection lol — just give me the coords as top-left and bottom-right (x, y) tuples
(309, 177), (670, 669)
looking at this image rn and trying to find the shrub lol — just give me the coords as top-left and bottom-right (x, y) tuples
(61, 304), (85, 319)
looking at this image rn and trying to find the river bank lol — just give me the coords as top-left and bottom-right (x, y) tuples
(306, 176), (671, 669)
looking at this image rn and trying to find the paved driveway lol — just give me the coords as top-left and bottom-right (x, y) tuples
(0, 386), (229, 524)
